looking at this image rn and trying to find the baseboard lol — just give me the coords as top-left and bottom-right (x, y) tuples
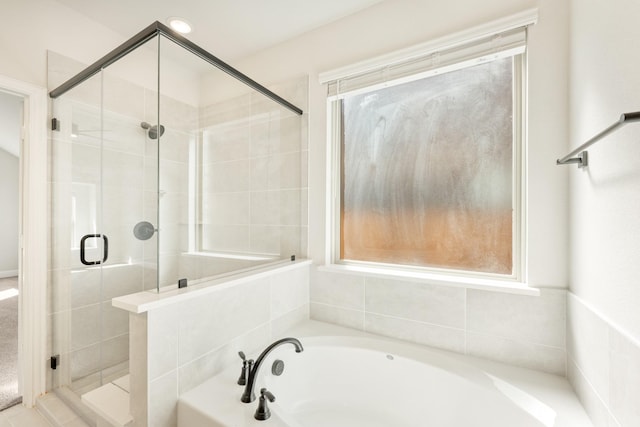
(0, 270), (18, 279)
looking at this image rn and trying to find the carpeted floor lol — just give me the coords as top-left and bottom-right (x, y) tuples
(0, 277), (20, 411)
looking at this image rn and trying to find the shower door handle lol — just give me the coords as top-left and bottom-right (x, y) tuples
(80, 234), (109, 266)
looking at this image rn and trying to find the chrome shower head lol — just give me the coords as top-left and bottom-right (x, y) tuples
(140, 122), (165, 139)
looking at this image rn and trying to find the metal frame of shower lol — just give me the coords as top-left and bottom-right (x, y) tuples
(49, 21), (304, 116)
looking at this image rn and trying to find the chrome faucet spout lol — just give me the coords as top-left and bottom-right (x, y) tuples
(241, 337), (303, 403)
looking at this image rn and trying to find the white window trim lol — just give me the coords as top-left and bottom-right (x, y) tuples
(319, 8), (537, 84)
(321, 10), (537, 289)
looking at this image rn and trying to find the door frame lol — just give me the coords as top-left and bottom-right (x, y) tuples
(0, 74), (48, 407)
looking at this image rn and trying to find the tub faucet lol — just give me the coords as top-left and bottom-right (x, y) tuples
(240, 337), (303, 403)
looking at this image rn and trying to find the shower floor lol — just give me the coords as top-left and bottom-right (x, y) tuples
(49, 361), (129, 426)
(0, 276), (20, 411)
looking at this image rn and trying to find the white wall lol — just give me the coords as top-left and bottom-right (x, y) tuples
(0, 149), (19, 276)
(1, 0), (126, 88)
(0, 91), (22, 157)
(569, 0), (640, 346)
(567, 1), (640, 426)
(2, 0), (201, 106)
(0, 91), (22, 276)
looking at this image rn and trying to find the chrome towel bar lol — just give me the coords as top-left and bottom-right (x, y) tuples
(556, 111), (640, 167)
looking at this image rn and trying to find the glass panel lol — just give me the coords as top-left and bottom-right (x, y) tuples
(155, 35), (306, 290)
(50, 70), (105, 394)
(97, 34), (160, 387)
(340, 57), (513, 274)
(104, 35), (161, 294)
(48, 35), (159, 398)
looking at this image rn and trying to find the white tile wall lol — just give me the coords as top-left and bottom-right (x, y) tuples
(311, 268), (567, 376)
(366, 278), (466, 328)
(309, 271), (364, 309)
(364, 313), (466, 353)
(310, 302), (364, 330)
(567, 359), (613, 427)
(467, 288), (566, 347)
(129, 262), (310, 427)
(198, 76), (308, 263)
(567, 293), (640, 427)
(466, 332), (566, 375)
(466, 288), (567, 375)
(567, 293), (611, 404)
(609, 331), (640, 427)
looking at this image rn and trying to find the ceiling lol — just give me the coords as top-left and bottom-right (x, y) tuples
(53, 0), (385, 62)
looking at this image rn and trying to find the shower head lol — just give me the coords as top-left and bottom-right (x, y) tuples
(141, 122), (165, 139)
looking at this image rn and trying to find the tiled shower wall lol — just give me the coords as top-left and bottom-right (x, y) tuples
(310, 269), (567, 376)
(195, 77), (309, 267)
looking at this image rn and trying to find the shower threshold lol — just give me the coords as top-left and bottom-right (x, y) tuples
(81, 374), (132, 427)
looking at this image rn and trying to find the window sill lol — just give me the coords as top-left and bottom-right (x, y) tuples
(318, 263), (539, 296)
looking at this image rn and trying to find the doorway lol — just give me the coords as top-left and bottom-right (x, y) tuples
(0, 90), (23, 410)
(0, 74), (48, 409)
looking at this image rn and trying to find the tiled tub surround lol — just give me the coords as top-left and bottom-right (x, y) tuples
(310, 269), (567, 376)
(567, 293), (640, 427)
(114, 260), (311, 427)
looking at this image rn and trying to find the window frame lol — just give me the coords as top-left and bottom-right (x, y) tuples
(324, 20), (531, 284)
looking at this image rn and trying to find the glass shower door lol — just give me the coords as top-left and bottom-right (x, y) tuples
(49, 58), (159, 398)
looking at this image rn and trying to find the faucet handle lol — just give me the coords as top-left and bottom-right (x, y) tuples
(261, 388), (275, 402)
(237, 352), (252, 385)
(254, 388), (276, 421)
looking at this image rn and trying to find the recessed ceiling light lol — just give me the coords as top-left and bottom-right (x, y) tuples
(167, 17), (192, 34)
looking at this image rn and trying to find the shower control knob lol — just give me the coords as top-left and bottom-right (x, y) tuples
(133, 221), (156, 240)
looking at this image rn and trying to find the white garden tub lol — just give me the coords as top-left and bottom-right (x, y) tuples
(178, 321), (592, 427)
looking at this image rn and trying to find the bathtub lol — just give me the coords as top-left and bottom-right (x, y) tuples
(178, 321), (592, 427)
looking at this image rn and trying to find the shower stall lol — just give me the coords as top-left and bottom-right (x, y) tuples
(47, 22), (307, 410)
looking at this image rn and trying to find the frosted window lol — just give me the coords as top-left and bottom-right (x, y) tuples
(340, 57), (514, 274)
